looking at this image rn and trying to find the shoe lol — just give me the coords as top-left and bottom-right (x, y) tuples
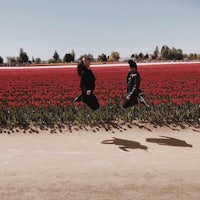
(73, 95), (82, 102)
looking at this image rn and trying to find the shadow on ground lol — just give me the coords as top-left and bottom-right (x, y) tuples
(101, 137), (148, 152)
(146, 136), (193, 147)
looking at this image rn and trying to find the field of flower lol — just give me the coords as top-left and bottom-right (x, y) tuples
(0, 63), (199, 129)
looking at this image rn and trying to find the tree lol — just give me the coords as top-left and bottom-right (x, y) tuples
(131, 54), (137, 60)
(32, 57), (35, 63)
(189, 53), (197, 60)
(173, 48), (183, 60)
(137, 52), (144, 60)
(144, 53), (149, 60)
(48, 58), (55, 64)
(63, 53), (74, 63)
(153, 46), (159, 59)
(161, 45), (183, 61)
(98, 53), (107, 62)
(161, 45), (170, 60)
(79, 54), (94, 61)
(109, 51), (120, 61)
(53, 50), (60, 63)
(7, 57), (17, 66)
(35, 58), (41, 64)
(70, 50), (75, 61)
(63, 50), (75, 63)
(19, 48), (29, 64)
(0, 56), (3, 65)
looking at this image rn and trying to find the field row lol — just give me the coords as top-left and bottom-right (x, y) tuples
(0, 63), (199, 127)
(0, 63), (199, 108)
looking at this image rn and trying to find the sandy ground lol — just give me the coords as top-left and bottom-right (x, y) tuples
(0, 124), (200, 200)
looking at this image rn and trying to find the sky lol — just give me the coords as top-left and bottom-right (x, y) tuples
(0, 0), (200, 61)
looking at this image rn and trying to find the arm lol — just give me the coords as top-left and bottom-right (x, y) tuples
(80, 71), (92, 95)
(80, 71), (87, 94)
(127, 73), (140, 99)
(126, 72), (130, 93)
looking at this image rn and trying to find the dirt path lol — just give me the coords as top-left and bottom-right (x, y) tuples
(0, 125), (200, 200)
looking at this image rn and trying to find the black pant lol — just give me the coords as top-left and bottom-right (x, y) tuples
(122, 96), (138, 109)
(82, 94), (100, 111)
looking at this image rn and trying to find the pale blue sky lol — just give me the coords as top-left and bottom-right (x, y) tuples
(0, 0), (200, 61)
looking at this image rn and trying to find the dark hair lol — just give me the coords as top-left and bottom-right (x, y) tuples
(128, 60), (137, 68)
(77, 62), (83, 76)
(77, 62), (86, 76)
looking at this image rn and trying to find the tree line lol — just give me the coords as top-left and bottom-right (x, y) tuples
(0, 45), (200, 66)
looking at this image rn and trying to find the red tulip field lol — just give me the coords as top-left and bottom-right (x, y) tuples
(0, 63), (199, 128)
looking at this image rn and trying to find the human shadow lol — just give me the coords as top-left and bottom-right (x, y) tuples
(146, 136), (193, 147)
(101, 137), (148, 152)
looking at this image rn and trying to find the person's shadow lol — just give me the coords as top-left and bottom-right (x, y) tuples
(146, 136), (193, 147)
(101, 137), (148, 152)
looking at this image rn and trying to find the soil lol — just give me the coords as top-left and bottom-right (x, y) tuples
(0, 124), (200, 200)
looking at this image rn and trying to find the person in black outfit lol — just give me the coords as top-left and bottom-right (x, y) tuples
(74, 57), (100, 111)
(122, 60), (141, 109)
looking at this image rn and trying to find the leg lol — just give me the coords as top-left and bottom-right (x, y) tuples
(122, 97), (138, 109)
(82, 94), (100, 111)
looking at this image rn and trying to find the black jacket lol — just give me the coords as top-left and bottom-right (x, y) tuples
(126, 71), (140, 99)
(80, 69), (96, 94)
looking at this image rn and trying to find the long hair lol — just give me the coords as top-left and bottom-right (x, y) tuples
(77, 61), (84, 76)
(77, 57), (89, 76)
